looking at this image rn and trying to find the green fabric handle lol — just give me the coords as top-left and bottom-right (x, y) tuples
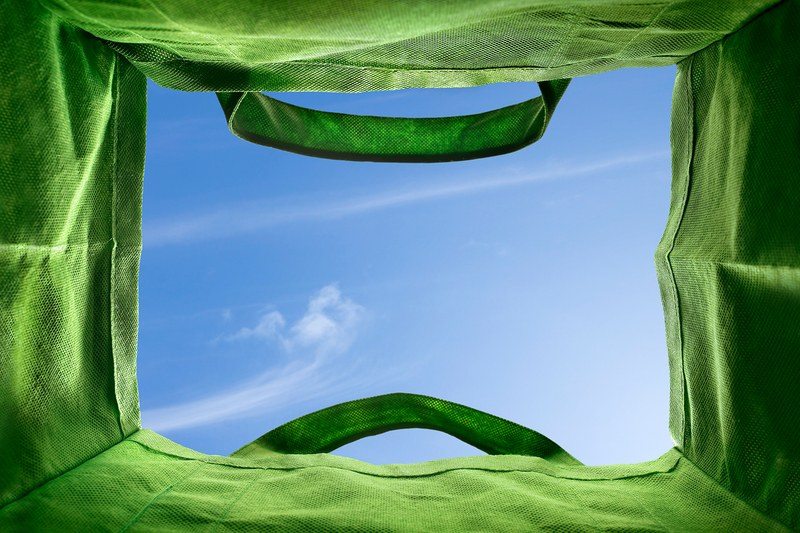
(217, 80), (569, 162)
(231, 393), (580, 464)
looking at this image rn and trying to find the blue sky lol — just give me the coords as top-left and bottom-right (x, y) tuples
(139, 65), (676, 465)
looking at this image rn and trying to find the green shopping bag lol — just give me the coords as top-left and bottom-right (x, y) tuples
(1, 0), (798, 530)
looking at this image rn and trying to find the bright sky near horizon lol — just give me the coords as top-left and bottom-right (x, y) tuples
(139, 65), (676, 465)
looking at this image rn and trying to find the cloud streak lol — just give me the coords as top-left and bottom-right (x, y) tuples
(144, 151), (667, 247)
(143, 285), (368, 432)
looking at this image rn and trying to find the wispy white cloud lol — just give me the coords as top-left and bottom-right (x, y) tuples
(224, 310), (286, 342)
(143, 284), (368, 432)
(144, 151), (667, 247)
(222, 285), (364, 355)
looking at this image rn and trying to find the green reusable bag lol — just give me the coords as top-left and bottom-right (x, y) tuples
(1, 0), (798, 530)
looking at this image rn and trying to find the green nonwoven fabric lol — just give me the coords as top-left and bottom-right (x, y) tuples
(0, 430), (789, 531)
(0, 0), (145, 508)
(2, 0), (799, 530)
(231, 393), (581, 464)
(40, 0), (779, 92)
(216, 80), (569, 162)
(657, 2), (800, 523)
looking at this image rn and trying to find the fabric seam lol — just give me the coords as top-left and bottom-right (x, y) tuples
(675, 0), (786, 61)
(141, 0), (245, 63)
(0, 431), (131, 513)
(127, 54), (688, 73)
(128, 437), (680, 482)
(119, 462), (207, 532)
(110, 54), (126, 439)
(668, 257), (800, 270)
(679, 454), (792, 531)
(612, 2), (672, 60)
(210, 474), (262, 532)
(37, 0), (184, 57)
(669, 53), (693, 453)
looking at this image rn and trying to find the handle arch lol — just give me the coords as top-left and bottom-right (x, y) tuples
(217, 79), (569, 162)
(232, 393), (579, 465)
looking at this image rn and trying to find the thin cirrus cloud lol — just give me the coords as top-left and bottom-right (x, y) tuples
(144, 150), (667, 247)
(142, 284), (370, 432)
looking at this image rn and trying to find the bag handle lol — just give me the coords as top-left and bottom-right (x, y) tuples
(217, 79), (569, 163)
(231, 393), (579, 464)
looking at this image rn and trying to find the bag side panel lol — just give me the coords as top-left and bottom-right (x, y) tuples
(657, 0), (800, 527)
(0, 1), (145, 506)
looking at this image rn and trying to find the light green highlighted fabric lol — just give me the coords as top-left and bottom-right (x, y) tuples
(2, 0), (799, 530)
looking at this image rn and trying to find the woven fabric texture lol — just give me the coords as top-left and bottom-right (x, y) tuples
(1, 0), (798, 530)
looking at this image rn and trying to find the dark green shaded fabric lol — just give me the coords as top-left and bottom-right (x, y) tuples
(655, 0), (800, 524)
(218, 80), (568, 162)
(1, 0), (799, 530)
(233, 393), (579, 465)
